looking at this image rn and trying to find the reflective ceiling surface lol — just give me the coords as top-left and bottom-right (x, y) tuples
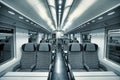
(1, 0), (120, 33)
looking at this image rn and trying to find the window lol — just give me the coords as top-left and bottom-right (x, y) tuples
(0, 27), (14, 64)
(82, 34), (91, 43)
(28, 31), (38, 43)
(106, 29), (120, 65)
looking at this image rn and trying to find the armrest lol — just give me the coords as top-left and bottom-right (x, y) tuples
(64, 50), (68, 54)
(51, 50), (56, 54)
(99, 64), (107, 71)
(30, 64), (36, 71)
(64, 51), (68, 62)
(68, 63), (75, 80)
(84, 64), (89, 71)
(12, 64), (21, 72)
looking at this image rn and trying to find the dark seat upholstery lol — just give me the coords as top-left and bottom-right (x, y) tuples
(34, 43), (51, 71)
(83, 43), (106, 71)
(68, 43), (83, 70)
(16, 43), (36, 72)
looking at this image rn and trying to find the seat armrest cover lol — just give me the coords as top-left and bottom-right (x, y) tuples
(30, 64), (36, 71)
(84, 64), (89, 71)
(13, 64), (21, 72)
(99, 64), (107, 71)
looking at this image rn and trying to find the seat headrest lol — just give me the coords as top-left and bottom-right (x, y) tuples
(22, 43), (36, 52)
(84, 43), (98, 52)
(38, 43), (51, 52)
(69, 43), (82, 52)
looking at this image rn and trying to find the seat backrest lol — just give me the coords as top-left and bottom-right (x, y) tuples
(83, 43), (99, 69)
(68, 43), (83, 69)
(36, 43), (51, 69)
(21, 43), (36, 69)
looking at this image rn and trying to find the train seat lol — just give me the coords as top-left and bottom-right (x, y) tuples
(68, 43), (84, 71)
(83, 43), (107, 71)
(16, 43), (36, 72)
(33, 43), (51, 71)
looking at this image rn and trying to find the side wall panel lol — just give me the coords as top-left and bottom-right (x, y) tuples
(0, 28), (28, 76)
(90, 28), (120, 75)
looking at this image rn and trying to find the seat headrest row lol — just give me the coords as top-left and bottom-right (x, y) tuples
(37, 43), (51, 52)
(84, 43), (98, 52)
(69, 43), (98, 52)
(22, 43), (36, 52)
(69, 43), (82, 52)
(22, 43), (51, 52)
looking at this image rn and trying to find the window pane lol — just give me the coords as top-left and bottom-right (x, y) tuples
(106, 29), (120, 65)
(0, 27), (14, 64)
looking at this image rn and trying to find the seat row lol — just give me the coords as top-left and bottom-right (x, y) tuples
(15, 43), (52, 72)
(64, 43), (107, 71)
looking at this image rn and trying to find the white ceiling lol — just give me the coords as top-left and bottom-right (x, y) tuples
(1, 0), (120, 33)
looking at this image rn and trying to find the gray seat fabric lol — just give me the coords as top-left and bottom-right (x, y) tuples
(35, 43), (51, 71)
(83, 43), (100, 71)
(19, 43), (36, 72)
(68, 43), (83, 69)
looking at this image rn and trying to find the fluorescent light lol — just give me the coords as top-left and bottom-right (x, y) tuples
(65, 0), (73, 7)
(50, 7), (57, 28)
(62, 22), (71, 31)
(26, 0), (55, 30)
(8, 11), (15, 15)
(107, 11), (115, 16)
(63, 0), (96, 30)
(47, 0), (55, 6)
(61, 7), (70, 27)
(19, 16), (24, 19)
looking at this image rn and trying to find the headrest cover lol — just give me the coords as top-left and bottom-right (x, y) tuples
(69, 43), (82, 52)
(84, 43), (98, 52)
(22, 43), (36, 52)
(38, 43), (51, 52)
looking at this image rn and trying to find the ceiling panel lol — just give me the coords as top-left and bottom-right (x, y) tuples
(1, 0), (120, 33)
(64, 0), (120, 32)
(1, 0), (55, 31)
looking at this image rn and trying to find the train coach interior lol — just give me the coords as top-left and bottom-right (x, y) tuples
(0, 0), (120, 80)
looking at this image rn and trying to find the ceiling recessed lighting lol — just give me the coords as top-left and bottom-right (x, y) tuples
(59, 5), (62, 8)
(59, 10), (61, 12)
(31, 22), (33, 24)
(84, 24), (86, 26)
(59, 0), (62, 4)
(8, 11), (15, 15)
(107, 11), (115, 16)
(19, 16), (24, 19)
(26, 20), (29, 22)
(92, 20), (95, 22)
(59, 13), (62, 14)
(98, 17), (103, 20)
(81, 26), (83, 28)
(34, 24), (37, 26)
(87, 22), (90, 24)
